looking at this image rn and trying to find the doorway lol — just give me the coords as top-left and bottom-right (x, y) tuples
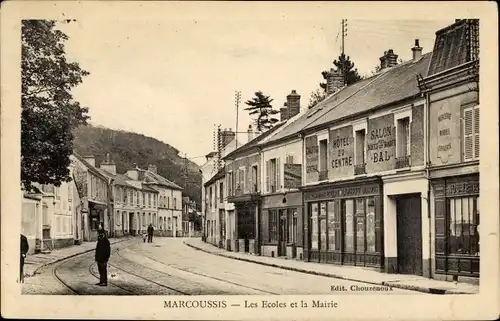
(129, 212), (135, 236)
(396, 194), (423, 275)
(278, 209), (287, 256)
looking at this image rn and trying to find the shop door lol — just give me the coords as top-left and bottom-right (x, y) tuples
(396, 194), (423, 275)
(278, 210), (287, 256)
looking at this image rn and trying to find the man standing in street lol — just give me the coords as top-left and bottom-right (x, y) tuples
(95, 229), (110, 286)
(20, 234), (29, 283)
(147, 223), (154, 243)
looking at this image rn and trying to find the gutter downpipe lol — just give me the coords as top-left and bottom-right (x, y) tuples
(424, 91), (432, 279)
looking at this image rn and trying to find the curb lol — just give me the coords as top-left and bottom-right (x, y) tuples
(184, 241), (476, 295)
(27, 237), (133, 277)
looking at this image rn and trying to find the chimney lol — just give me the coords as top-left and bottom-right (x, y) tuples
(411, 39), (423, 62)
(218, 128), (235, 150)
(126, 168), (139, 180)
(380, 49), (399, 70)
(286, 90), (301, 119)
(83, 155), (96, 167)
(280, 102), (289, 121)
(148, 164), (157, 174)
(247, 124), (254, 142)
(325, 68), (344, 95)
(100, 153), (116, 175)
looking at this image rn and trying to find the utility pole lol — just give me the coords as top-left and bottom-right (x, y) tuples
(235, 91), (241, 149)
(183, 153), (188, 189)
(341, 19), (348, 86)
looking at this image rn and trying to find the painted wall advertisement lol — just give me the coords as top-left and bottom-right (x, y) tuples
(366, 114), (396, 173)
(305, 135), (319, 183)
(329, 125), (354, 179)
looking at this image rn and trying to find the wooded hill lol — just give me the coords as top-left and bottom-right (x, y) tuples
(72, 124), (202, 209)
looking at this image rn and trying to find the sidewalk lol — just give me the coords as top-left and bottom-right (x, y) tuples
(23, 236), (133, 278)
(184, 238), (479, 295)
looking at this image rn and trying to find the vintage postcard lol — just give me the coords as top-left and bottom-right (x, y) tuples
(1, 1), (498, 320)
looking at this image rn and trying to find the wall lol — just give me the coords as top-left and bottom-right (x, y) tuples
(329, 125), (354, 179)
(366, 114), (396, 173)
(262, 139), (302, 193)
(21, 196), (41, 254)
(303, 100), (426, 185)
(227, 153), (261, 195)
(429, 84), (478, 166)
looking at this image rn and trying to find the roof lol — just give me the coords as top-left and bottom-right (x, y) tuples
(262, 53), (431, 144)
(72, 153), (109, 181)
(224, 122), (286, 160)
(427, 19), (478, 77)
(138, 168), (183, 190)
(142, 184), (159, 193)
(204, 167), (225, 187)
(303, 53), (431, 131)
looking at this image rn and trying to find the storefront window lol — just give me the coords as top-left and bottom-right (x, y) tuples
(366, 198), (376, 253)
(344, 200), (354, 252)
(311, 203), (318, 250)
(356, 199), (365, 253)
(448, 196), (479, 255)
(269, 210), (278, 242)
(319, 202), (327, 250)
(327, 201), (336, 251)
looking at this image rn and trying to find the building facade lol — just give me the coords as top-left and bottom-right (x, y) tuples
(70, 154), (110, 241)
(418, 19), (480, 281)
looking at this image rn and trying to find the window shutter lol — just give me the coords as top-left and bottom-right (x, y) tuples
(248, 166), (253, 193)
(474, 107), (480, 159)
(266, 160), (270, 193)
(276, 158), (281, 191)
(463, 108), (474, 160)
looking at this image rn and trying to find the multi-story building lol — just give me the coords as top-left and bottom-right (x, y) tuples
(70, 153), (110, 241)
(418, 19), (480, 281)
(21, 164), (80, 253)
(224, 123), (286, 254)
(258, 90), (305, 260)
(201, 128), (237, 241)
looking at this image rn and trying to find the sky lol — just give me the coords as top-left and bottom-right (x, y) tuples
(56, 7), (451, 166)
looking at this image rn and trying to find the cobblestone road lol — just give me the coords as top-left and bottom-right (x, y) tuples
(22, 238), (419, 295)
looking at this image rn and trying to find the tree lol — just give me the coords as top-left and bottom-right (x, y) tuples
(307, 88), (327, 109)
(21, 20), (90, 192)
(332, 53), (362, 86)
(244, 91), (279, 132)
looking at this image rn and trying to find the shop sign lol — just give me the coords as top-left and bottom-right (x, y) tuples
(304, 184), (380, 201)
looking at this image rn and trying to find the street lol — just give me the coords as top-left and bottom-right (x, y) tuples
(22, 238), (418, 295)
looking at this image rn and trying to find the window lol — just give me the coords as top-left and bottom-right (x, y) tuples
(237, 168), (246, 192)
(136, 191), (139, 204)
(327, 201), (338, 251)
(269, 210), (278, 242)
(142, 213), (146, 226)
(285, 155), (294, 164)
(267, 158), (279, 193)
(366, 198), (376, 253)
(355, 129), (366, 165)
(397, 117), (411, 157)
(116, 211), (121, 225)
(153, 214), (156, 226)
(167, 217), (171, 230)
(219, 182), (224, 202)
(227, 172), (233, 196)
(319, 202), (327, 250)
(251, 165), (258, 193)
(319, 139), (328, 174)
(174, 198), (177, 209)
(310, 203), (319, 250)
(448, 196), (479, 255)
(344, 200), (354, 252)
(209, 187), (212, 208)
(167, 197), (170, 208)
(464, 105), (480, 161)
(355, 199), (365, 253)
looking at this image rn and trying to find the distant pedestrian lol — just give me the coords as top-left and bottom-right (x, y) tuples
(95, 229), (110, 286)
(142, 232), (147, 243)
(147, 223), (154, 243)
(20, 234), (29, 283)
